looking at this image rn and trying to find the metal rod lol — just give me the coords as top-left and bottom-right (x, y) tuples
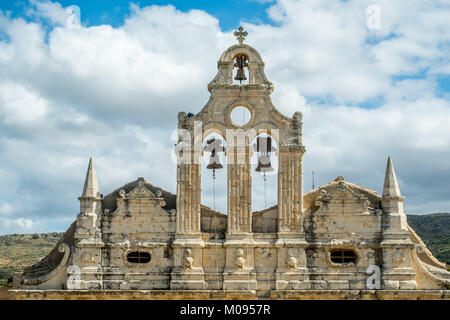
(213, 169), (216, 210)
(264, 172), (267, 208)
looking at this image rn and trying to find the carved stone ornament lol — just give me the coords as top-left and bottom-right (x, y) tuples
(336, 181), (351, 194)
(235, 248), (246, 269)
(183, 248), (194, 269)
(287, 254), (297, 269)
(126, 179), (155, 199)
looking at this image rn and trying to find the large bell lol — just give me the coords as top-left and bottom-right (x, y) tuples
(234, 67), (247, 81)
(254, 136), (277, 173)
(255, 154), (273, 173)
(207, 152), (223, 170)
(204, 138), (224, 170)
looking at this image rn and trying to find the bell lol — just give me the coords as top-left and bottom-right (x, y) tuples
(234, 55), (248, 82)
(255, 154), (274, 173)
(207, 151), (223, 170)
(255, 136), (276, 153)
(254, 136), (276, 173)
(234, 67), (247, 81)
(204, 138), (225, 170)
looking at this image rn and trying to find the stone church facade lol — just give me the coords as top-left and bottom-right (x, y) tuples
(10, 28), (450, 299)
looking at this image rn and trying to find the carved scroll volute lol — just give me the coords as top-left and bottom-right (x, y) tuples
(314, 189), (330, 213)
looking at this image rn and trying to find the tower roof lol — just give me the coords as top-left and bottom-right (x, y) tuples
(382, 156), (402, 198)
(81, 157), (100, 198)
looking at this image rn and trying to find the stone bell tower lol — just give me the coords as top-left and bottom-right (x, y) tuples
(170, 27), (306, 290)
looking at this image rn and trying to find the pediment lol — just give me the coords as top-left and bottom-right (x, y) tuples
(123, 178), (159, 199)
(304, 177), (382, 213)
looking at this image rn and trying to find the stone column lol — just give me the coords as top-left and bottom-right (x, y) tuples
(277, 147), (304, 234)
(277, 112), (306, 237)
(171, 128), (206, 290)
(275, 112), (309, 289)
(223, 146), (257, 291)
(226, 146), (252, 236)
(176, 161), (201, 235)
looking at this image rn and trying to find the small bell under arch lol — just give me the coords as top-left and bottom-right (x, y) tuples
(234, 54), (248, 82)
(254, 136), (277, 173)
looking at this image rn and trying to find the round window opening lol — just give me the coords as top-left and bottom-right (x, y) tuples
(230, 105), (251, 127)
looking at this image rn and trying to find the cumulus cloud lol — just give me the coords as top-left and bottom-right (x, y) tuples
(0, 0), (449, 234)
(26, 0), (69, 26)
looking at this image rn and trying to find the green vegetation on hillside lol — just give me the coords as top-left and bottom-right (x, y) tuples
(0, 233), (62, 287)
(407, 213), (450, 264)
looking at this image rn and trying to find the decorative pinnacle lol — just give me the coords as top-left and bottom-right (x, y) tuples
(234, 26), (248, 45)
(81, 157), (100, 198)
(382, 156), (402, 198)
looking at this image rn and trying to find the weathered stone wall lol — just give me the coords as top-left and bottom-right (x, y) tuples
(99, 179), (176, 290)
(7, 289), (450, 300)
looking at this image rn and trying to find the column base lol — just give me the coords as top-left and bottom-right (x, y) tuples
(275, 268), (309, 290)
(170, 269), (207, 290)
(223, 271), (257, 291)
(172, 233), (205, 247)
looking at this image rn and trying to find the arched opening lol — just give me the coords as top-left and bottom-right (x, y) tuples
(251, 132), (278, 232)
(232, 54), (249, 85)
(201, 132), (227, 215)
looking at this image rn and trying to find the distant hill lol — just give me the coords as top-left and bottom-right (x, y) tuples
(0, 232), (63, 287)
(407, 213), (450, 264)
(0, 213), (448, 287)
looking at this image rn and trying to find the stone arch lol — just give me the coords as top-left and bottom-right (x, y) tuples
(202, 122), (228, 142)
(251, 121), (282, 146)
(251, 131), (279, 214)
(209, 44), (272, 87)
(219, 44), (264, 64)
(201, 129), (227, 214)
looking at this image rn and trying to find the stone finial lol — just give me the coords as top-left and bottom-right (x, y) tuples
(234, 26), (248, 45)
(81, 158), (100, 198)
(293, 111), (303, 121)
(382, 156), (401, 197)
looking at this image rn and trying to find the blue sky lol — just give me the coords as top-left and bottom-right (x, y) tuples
(1, 0), (275, 30)
(0, 0), (450, 234)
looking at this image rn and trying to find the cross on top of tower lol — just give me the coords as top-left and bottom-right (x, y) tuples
(234, 26), (248, 45)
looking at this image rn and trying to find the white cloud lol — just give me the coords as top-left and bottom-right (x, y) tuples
(27, 0), (70, 26)
(0, 0), (449, 234)
(0, 82), (49, 124)
(0, 201), (14, 216)
(1, 218), (35, 234)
